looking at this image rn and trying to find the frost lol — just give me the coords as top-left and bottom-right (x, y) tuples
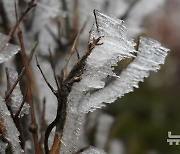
(67, 10), (136, 113)
(74, 11), (169, 113)
(60, 112), (85, 154)
(78, 36), (169, 112)
(60, 11), (136, 153)
(0, 96), (24, 154)
(0, 33), (20, 63)
(6, 68), (29, 117)
(61, 10), (169, 153)
(80, 147), (107, 154)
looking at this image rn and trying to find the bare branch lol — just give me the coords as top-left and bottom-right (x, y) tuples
(35, 55), (58, 96)
(18, 29), (40, 154)
(0, 0), (36, 53)
(4, 42), (37, 101)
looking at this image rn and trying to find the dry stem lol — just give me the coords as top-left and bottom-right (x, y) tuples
(18, 29), (40, 154)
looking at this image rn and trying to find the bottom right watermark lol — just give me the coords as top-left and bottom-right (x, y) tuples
(167, 131), (180, 145)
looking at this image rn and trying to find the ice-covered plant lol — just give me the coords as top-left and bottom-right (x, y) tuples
(0, 1), (169, 154)
(49, 10), (169, 154)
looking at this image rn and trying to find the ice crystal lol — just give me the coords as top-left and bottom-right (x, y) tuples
(0, 96), (24, 154)
(76, 11), (169, 113)
(6, 68), (29, 117)
(0, 33), (20, 63)
(78, 36), (169, 113)
(61, 10), (169, 153)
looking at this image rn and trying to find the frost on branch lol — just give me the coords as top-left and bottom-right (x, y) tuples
(0, 96), (24, 154)
(67, 10), (136, 113)
(0, 33), (20, 63)
(60, 10), (135, 153)
(61, 10), (169, 153)
(6, 68), (29, 117)
(78, 36), (169, 112)
(76, 10), (169, 113)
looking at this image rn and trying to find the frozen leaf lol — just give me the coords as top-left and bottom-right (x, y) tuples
(6, 68), (29, 117)
(0, 95), (24, 154)
(80, 147), (107, 154)
(0, 33), (20, 63)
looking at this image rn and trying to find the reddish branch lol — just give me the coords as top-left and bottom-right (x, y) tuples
(0, 0), (36, 53)
(4, 42), (37, 101)
(18, 29), (40, 154)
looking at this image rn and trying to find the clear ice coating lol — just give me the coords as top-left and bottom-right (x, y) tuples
(60, 10), (136, 154)
(61, 10), (169, 153)
(78, 36), (169, 112)
(0, 96), (24, 154)
(0, 33), (20, 63)
(6, 68), (30, 117)
(67, 10), (136, 114)
(80, 147), (107, 154)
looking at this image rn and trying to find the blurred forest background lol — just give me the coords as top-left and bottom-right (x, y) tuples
(103, 0), (180, 154)
(0, 0), (180, 154)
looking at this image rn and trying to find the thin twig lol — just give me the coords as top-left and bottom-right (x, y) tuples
(49, 50), (61, 91)
(0, 0), (36, 53)
(73, 146), (90, 154)
(14, 0), (18, 23)
(4, 42), (37, 101)
(66, 35), (103, 82)
(75, 48), (80, 60)
(18, 29), (40, 154)
(0, 1), (9, 33)
(39, 97), (47, 154)
(93, 10), (100, 33)
(73, 0), (79, 38)
(35, 55), (58, 96)
(61, 0), (71, 39)
(45, 25), (63, 47)
(63, 22), (86, 81)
